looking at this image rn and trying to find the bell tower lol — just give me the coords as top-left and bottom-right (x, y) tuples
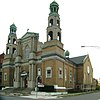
(43, 1), (64, 57)
(47, 1), (61, 42)
(2, 23), (17, 87)
(42, 1), (65, 90)
(6, 23), (17, 55)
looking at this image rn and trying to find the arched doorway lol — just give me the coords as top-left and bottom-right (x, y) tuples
(21, 71), (28, 88)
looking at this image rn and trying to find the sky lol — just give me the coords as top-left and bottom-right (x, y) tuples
(0, 0), (100, 80)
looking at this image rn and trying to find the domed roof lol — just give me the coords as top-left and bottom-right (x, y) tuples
(65, 50), (70, 57)
(50, 1), (59, 7)
(10, 23), (17, 29)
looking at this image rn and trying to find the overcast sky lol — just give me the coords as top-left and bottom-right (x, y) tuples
(0, 0), (100, 80)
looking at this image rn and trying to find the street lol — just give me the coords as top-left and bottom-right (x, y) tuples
(0, 92), (100, 100)
(58, 92), (100, 100)
(0, 96), (33, 100)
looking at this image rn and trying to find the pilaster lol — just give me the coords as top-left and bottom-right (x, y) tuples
(14, 66), (20, 88)
(28, 64), (36, 88)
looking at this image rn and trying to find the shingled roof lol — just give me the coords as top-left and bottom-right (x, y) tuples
(68, 55), (87, 65)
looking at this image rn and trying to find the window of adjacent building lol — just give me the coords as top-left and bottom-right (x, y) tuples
(46, 67), (52, 78)
(38, 68), (41, 76)
(58, 67), (63, 78)
(70, 70), (72, 83)
(4, 73), (7, 81)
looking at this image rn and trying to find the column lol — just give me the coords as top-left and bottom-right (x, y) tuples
(17, 66), (20, 82)
(14, 67), (17, 81)
(17, 40), (21, 56)
(31, 64), (34, 81)
(28, 64), (35, 88)
(31, 36), (33, 52)
(29, 64), (31, 81)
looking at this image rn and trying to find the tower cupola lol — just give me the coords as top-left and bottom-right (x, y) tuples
(49, 1), (59, 16)
(10, 23), (17, 34)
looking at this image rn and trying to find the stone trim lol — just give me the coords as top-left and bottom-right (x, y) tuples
(42, 53), (65, 60)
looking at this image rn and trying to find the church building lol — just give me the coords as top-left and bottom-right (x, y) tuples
(2, 1), (96, 92)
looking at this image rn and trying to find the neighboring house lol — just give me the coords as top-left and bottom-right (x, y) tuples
(0, 53), (4, 88)
(2, 1), (96, 92)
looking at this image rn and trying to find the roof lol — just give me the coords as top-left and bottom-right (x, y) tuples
(50, 1), (59, 7)
(10, 23), (17, 29)
(68, 55), (87, 65)
(21, 32), (39, 39)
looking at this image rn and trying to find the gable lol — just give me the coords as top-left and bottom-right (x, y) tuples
(21, 32), (34, 39)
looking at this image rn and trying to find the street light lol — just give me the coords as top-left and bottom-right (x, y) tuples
(81, 46), (100, 48)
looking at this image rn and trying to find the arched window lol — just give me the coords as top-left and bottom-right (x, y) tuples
(48, 31), (53, 41)
(51, 8), (53, 12)
(57, 20), (60, 26)
(38, 68), (41, 76)
(12, 29), (14, 33)
(7, 47), (10, 54)
(14, 29), (16, 32)
(65, 69), (67, 81)
(87, 66), (90, 74)
(49, 19), (53, 26)
(24, 45), (30, 60)
(8, 38), (11, 44)
(70, 70), (72, 83)
(57, 8), (58, 13)
(13, 38), (16, 44)
(13, 48), (16, 55)
(58, 67), (63, 78)
(57, 32), (61, 42)
(54, 7), (56, 12)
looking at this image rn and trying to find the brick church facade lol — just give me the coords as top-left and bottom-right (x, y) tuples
(2, 1), (96, 91)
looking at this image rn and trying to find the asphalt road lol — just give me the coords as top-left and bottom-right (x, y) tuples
(0, 92), (100, 100)
(0, 96), (33, 100)
(57, 92), (100, 100)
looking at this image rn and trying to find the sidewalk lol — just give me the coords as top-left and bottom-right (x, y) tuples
(20, 91), (65, 99)
(21, 95), (58, 99)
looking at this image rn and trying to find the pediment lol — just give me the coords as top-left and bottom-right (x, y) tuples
(21, 32), (33, 39)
